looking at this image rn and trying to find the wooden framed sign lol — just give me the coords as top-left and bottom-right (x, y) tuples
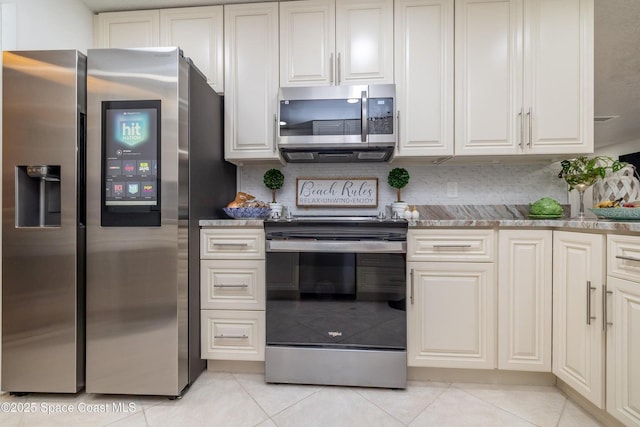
(296, 177), (378, 207)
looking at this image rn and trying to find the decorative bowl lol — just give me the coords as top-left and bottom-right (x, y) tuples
(589, 207), (640, 221)
(223, 207), (271, 219)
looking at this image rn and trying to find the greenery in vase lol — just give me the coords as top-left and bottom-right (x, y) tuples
(558, 156), (627, 190)
(387, 167), (410, 202)
(263, 168), (284, 203)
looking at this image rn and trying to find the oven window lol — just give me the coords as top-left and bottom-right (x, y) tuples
(266, 252), (406, 351)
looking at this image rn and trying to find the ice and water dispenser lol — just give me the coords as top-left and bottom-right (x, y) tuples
(15, 165), (61, 227)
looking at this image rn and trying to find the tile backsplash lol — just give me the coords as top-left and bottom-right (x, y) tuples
(237, 161), (568, 215)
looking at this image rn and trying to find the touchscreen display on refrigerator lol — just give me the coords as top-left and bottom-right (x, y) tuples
(104, 103), (159, 206)
(101, 100), (161, 227)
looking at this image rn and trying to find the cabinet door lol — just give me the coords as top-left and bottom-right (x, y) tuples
(394, 0), (453, 158)
(407, 262), (495, 369)
(160, 6), (224, 93)
(96, 10), (160, 48)
(553, 231), (605, 408)
(224, 3), (280, 163)
(606, 276), (640, 426)
(335, 0), (394, 84)
(454, 0), (521, 155)
(524, 0), (593, 154)
(280, 0), (335, 86)
(498, 230), (552, 372)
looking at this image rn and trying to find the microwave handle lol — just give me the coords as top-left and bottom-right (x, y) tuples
(361, 90), (368, 142)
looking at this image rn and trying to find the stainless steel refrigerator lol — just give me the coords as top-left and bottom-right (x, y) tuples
(86, 48), (236, 396)
(2, 50), (86, 393)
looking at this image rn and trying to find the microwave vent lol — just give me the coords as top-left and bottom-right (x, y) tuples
(357, 151), (388, 160)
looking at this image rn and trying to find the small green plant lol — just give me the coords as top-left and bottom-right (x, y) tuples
(263, 168), (284, 203)
(558, 156), (627, 190)
(387, 167), (410, 202)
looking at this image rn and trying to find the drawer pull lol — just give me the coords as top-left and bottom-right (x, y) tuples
(615, 255), (640, 263)
(214, 334), (248, 339)
(432, 244), (473, 249)
(214, 284), (249, 288)
(213, 243), (250, 247)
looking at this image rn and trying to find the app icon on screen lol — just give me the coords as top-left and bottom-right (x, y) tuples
(123, 161), (136, 175)
(112, 182), (125, 197)
(127, 183), (140, 196)
(138, 161), (150, 174)
(141, 181), (156, 198)
(107, 160), (122, 177)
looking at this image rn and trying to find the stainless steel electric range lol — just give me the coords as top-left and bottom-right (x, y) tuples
(264, 216), (407, 389)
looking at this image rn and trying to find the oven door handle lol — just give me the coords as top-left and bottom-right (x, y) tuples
(266, 240), (406, 253)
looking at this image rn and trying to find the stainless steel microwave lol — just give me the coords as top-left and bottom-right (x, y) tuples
(277, 84), (396, 163)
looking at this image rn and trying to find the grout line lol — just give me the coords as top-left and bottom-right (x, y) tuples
(555, 397), (569, 427)
(229, 372), (271, 425)
(405, 382), (452, 425)
(450, 384), (546, 427)
(231, 372), (327, 424)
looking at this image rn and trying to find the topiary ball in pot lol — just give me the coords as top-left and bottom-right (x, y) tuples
(387, 167), (410, 202)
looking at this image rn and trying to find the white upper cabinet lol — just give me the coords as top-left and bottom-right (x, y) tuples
(97, 10), (160, 48)
(394, 0), (453, 158)
(455, 0), (593, 156)
(96, 6), (224, 93)
(280, 0), (393, 86)
(160, 7), (224, 93)
(224, 2), (281, 163)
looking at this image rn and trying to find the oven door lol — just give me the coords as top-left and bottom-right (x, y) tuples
(265, 247), (406, 351)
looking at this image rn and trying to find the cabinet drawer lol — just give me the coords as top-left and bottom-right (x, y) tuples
(200, 228), (265, 259)
(608, 234), (640, 283)
(201, 260), (265, 310)
(408, 229), (495, 262)
(200, 310), (265, 361)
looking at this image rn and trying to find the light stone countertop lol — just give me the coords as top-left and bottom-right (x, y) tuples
(199, 204), (640, 234)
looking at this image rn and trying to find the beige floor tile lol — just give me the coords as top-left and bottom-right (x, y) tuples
(233, 373), (322, 417)
(557, 400), (604, 427)
(272, 387), (404, 427)
(144, 372), (268, 427)
(104, 411), (148, 427)
(0, 392), (27, 427)
(411, 387), (536, 427)
(453, 382), (567, 427)
(356, 381), (450, 424)
(16, 392), (142, 427)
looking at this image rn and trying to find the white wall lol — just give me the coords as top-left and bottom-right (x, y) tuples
(596, 139), (640, 159)
(1, 0), (93, 52)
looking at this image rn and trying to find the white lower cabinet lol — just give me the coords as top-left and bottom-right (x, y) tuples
(200, 310), (266, 361)
(553, 231), (606, 408)
(200, 227), (265, 361)
(606, 234), (640, 426)
(498, 230), (552, 372)
(407, 229), (496, 369)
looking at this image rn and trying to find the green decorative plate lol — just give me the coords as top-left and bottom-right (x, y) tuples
(528, 214), (563, 219)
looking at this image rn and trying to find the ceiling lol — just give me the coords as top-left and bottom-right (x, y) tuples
(80, 0), (640, 149)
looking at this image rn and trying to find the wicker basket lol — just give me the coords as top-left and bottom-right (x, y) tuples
(593, 165), (640, 204)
